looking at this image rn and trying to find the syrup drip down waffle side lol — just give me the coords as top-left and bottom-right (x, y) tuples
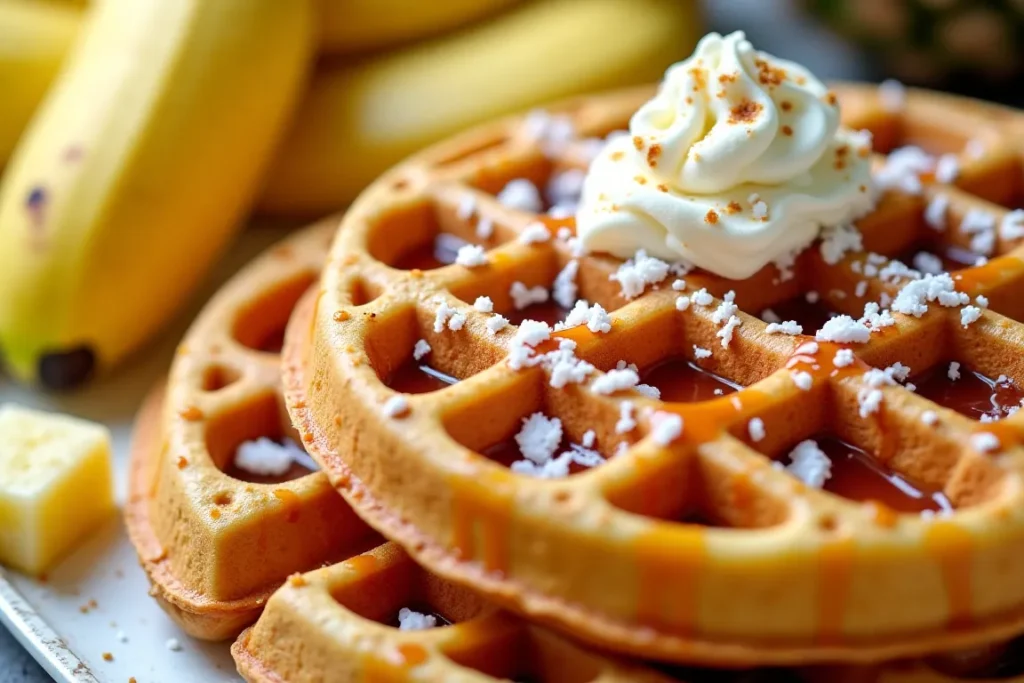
(283, 84), (1024, 666)
(125, 221), (378, 641)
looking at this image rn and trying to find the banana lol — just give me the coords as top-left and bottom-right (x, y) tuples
(0, 0), (81, 167)
(0, 0), (313, 388)
(258, 0), (703, 216)
(319, 0), (522, 54)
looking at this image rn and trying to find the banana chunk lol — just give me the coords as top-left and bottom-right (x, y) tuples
(0, 404), (114, 575)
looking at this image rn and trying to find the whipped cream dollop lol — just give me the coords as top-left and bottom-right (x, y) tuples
(576, 31), (875, 279)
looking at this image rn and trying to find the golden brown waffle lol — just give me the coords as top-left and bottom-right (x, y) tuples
(283, 83), (1024, 666)
(232, 543), (677, 683)
(125, 221), (378, 640)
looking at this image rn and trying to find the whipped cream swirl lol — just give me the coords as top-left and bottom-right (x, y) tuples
(576, 31), (875, 280)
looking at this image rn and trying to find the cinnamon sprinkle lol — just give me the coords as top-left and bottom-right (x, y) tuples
(729, 99), (763, 124)
(754, 58), (786, 86)
(646, 144), (662, 168)
(705, 210), (719, 225)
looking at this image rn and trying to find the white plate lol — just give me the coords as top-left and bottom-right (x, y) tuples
(0, 225), (303, 683)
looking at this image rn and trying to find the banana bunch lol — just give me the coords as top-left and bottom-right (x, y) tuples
(0, 0), (701, 388)
(0, 0), (314, 388)
(261, 0), (700, 215)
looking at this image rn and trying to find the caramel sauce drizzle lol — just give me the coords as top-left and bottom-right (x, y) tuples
(924, 521), (975, 628)
(272, 488), (302, 523)
(816, 537), (855, 644)
(345, 553), (379, 577)
(362, 642), (429, 682)
(954, 254), (1024, 297)
(450, 470), (515, 576)
(634, 525), (706, 633)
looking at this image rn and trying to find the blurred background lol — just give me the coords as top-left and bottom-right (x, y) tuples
(714, 0), (1024, 106)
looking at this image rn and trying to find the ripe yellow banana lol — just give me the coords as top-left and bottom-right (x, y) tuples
(319, 0), (522, 54)
(0, 0), (313, 388)
(0, 0), (81, 167)
(258, 0), (703, 216)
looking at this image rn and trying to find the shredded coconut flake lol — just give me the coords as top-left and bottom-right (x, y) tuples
(694, 345), (712, 360)
(960, 305), (982, 328)
(457, 193), (476, 220)
(1001, 209), (1024, 241)
(650, 412), (684, 446)
(948, 361), (961, 381)
(748, 418), (765, 443)
(398, 608), (438, 631)
(473, 296), (494, 313)
(553, 260), (580, 309)
(591, 369), (640, 395)
(610, 249), (670, 299)
(235, 437), (308, 477)
(816, 315), (870, 344)
(615, 401), (637, 434)
(892, 273), (969, 317)
(820, 224), (864, 265)
(487, 314), (510, 335)
(970, 432), (1000, 453)
(519, 222), (552, 245)
(912, 251), (944, 275)
(791, 370), (813, 391)
(455, 244), (489, 267)
(786, 440), (832, 488)
(434, 299), (466, 332)
(961, 209), (997, 256)
(383, 396), (410, 418)
(924, 194), (949, 231)
(497, 178), (543, 213)
(675, 295), (690, 311)
(556, 300), (612, 334)
(516, 413), (563, 464)
(765, 320), (802, 335)
(833, 349), (855, 368)
(510, 281), (549, 310)
(413, 339), (431, 360)
(476, 217), (494, 240)
(691, 288), (714, 307)
(547, 168), (586, 206)
(874, 145), (937, 195)
(934, 154), (960, 184)
(716, 315), (742, 348)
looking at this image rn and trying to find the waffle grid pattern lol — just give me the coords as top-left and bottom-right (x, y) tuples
(285, 84), (1024, 665)
(125, 221), (377, 640)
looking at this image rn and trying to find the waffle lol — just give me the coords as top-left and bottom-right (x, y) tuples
(232, 543), (677, 683)
(283, 82), (1024, 666)
(125, 370), (1023, 680)
(125, 221), (378, 640)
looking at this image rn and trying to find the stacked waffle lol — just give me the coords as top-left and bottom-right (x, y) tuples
(127, 79), (1024, 682)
